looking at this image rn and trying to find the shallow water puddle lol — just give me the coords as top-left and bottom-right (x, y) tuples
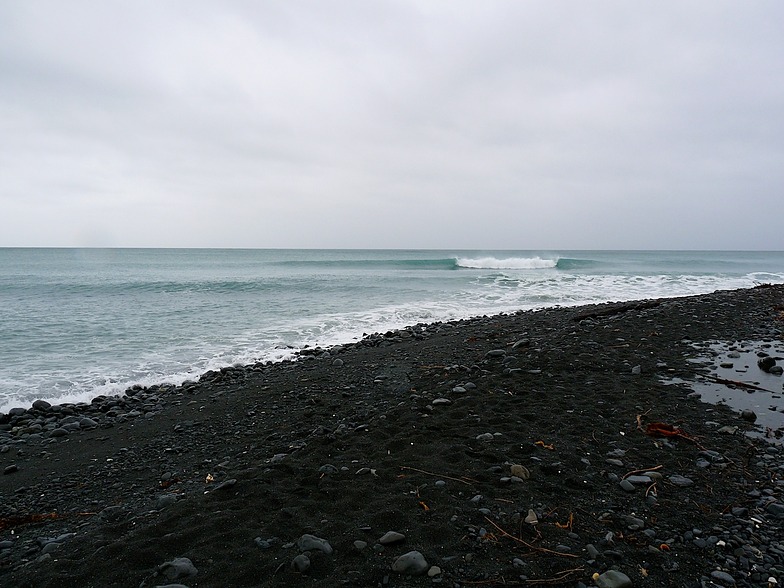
(676, 340), (784, 441)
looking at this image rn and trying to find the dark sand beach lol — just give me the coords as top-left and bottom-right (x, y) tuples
(2, 285), (784, 588)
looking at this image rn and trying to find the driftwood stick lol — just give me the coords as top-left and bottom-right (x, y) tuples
(699, 374), (774, 393)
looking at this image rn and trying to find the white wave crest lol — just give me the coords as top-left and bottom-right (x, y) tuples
(456, 256), (558, 270)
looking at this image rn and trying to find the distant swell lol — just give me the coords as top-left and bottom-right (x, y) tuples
(554, 258), (598, 270)
(272, 258), (459, 270)
(455, 256), (558, 270)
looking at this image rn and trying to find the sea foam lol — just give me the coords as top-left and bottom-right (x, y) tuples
(455, 256), (558, 270)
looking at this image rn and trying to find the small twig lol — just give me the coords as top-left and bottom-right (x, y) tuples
(400, 466), (477, 485)
(525, 568), (586, 585)
(484, 517), (578, 559)
(621, 464), (663, 480)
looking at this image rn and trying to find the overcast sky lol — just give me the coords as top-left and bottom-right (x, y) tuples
(1, 1), (782, 249)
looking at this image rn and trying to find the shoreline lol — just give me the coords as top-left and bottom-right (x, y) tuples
(2, 285), (784, 587)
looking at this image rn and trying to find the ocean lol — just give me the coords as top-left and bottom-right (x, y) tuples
(1, 248), (783, 413)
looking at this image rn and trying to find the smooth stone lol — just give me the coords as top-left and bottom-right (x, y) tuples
(291, 553), (310, 572)
(427, 566), (442, 577)
(710, 570), (736, 585)
(595, 569), (633, 588)
(212, 478), (237, 491)
(158, 557), (198, 581)
(297, 534), (333, 554)
(379, 531), (405, 545)
(391, 550), (429, 575)
(510, 464), (530, 479)
(625, 475), (652, 485)
(524, 509), (538, 524)
(475, 433), (494, 441)
(741, 409), (757, 423)
(619, 479), (636, 492)
(432, 398), (452, 405)
(353, 540), (368, 551)
(32, 400), (51, 411)
(669, 475), (694, 487)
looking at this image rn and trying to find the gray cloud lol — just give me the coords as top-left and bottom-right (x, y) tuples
(1, 1), (782, 248)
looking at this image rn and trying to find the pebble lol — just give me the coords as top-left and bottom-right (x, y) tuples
(379, 531), (405, 545)
(710, 570), (736, 585)
(510, 464), (530, 479)
(669, 475), (694, 487)
(595, 569), (633, 588)
(391, 550), (429, 575)
(291, 553), (310, 572)
(741, 409), (758, 422)
(157, 557), (198, 581)
(296, 534), (333, 554)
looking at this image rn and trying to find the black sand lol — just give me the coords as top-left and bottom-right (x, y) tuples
(2, 285), (784, 588)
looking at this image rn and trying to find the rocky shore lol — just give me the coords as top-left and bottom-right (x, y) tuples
(2, 285), (784, 588)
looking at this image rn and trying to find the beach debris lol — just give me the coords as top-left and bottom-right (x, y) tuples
(555, 512), (574, 530)
(400, 466), (477, 485)
(700, 373), (775, 392)
(644, 422), (704, 448)
(535, 440), (554, 450)
(525, 509), (538, 524)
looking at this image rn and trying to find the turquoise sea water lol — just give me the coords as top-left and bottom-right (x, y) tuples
(1, 248), (783, 412)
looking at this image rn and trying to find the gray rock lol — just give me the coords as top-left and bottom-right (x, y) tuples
(595, 569), (633, 588)
(32, 400), (51, 411)
(475, 433), (494, 441)
(296, 534), (333, 554)
(741, 409), (757, 422)
(391, 550), (429, 575)
(625, 475), (652, 485)
(379, 531), (405, 545)
(212, 478), (237, 491)
(669, 475), (694, 487)
(291, 553), (310, 572)
(619, 479), (636, 492)
(710, 570), (736, 585)
(158, 557), (198, 581)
